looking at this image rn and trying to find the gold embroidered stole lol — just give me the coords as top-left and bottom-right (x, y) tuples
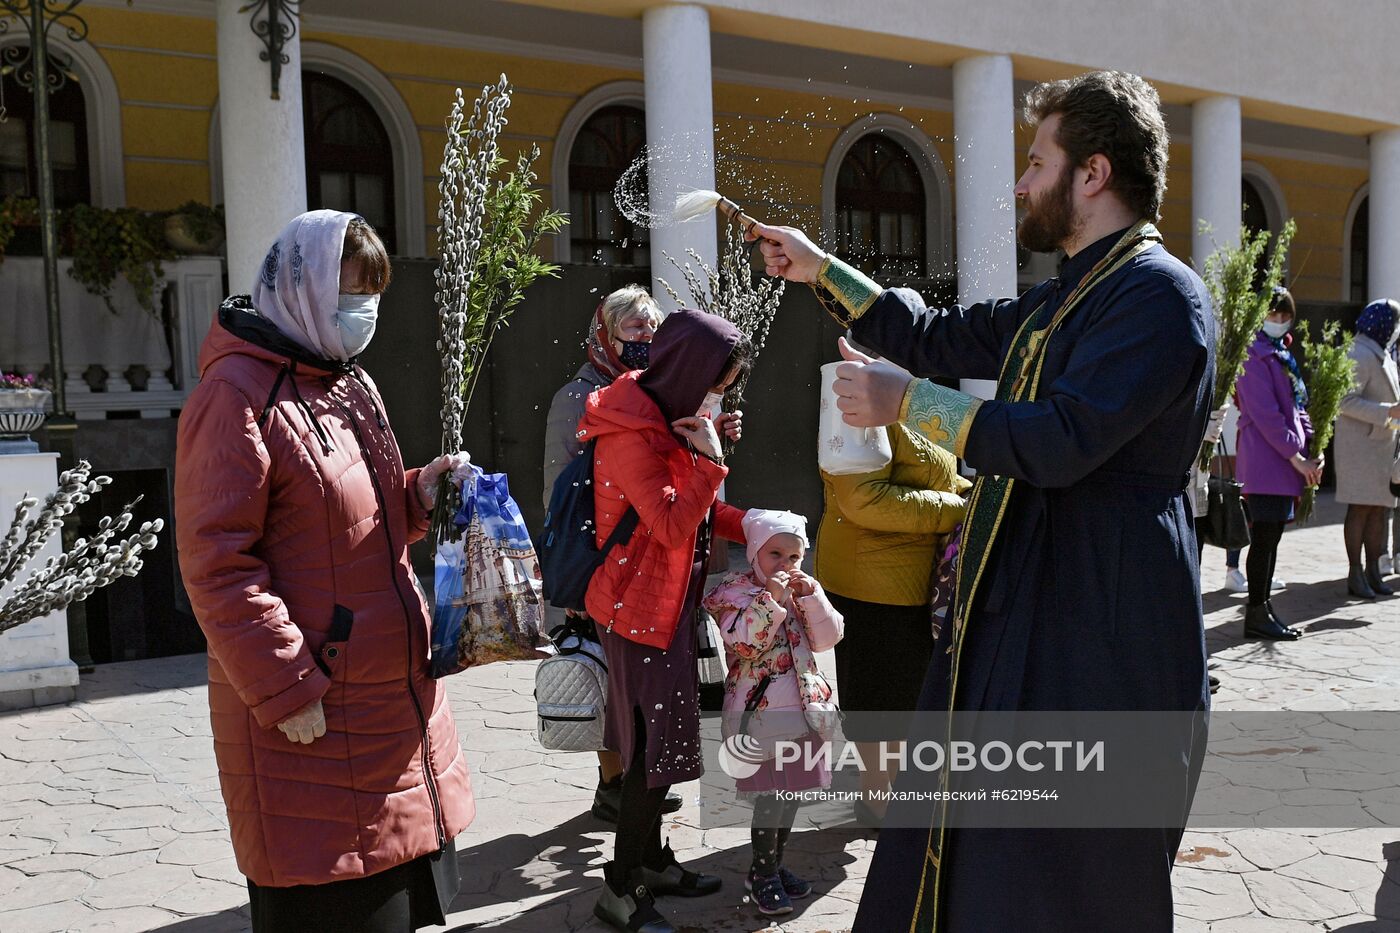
(909, 221), (1162, 933)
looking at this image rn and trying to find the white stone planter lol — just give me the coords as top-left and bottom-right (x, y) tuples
(0, 387), (52, 411)
(0, 389), (50, 445)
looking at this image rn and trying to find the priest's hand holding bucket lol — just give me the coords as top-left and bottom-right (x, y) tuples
(832, 337), (913, 428)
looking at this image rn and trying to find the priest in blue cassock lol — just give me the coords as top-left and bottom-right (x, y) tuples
(752, 71), (1215, 932)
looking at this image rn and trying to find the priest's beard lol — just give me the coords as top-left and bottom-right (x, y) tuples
(1017, 165), (1079, 254)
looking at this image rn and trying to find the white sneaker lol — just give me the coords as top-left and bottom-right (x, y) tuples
(1224, 569), (1248, 593)
(1271, 576), (1286, 591)
(1382, 555), (1395, 577)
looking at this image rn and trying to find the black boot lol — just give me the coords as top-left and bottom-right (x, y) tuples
(593, 772), (683, 823)
(1366, 566), (1395, 596)
(592, 772), (623, 823)
(1348, 566), (1378, 600)
(1244, 603), (1300, 640)
(594, 864), (675, 933)
(641, 843), (722, 897)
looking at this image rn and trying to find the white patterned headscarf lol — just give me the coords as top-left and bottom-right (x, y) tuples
(250, 209), (356, 360)
(742, 509), (809, 582)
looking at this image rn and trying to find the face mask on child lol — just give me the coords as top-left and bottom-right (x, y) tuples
(1261, 319), (1291, 340)
(336, 293), (380, 358)
(697, 391), (724, 420)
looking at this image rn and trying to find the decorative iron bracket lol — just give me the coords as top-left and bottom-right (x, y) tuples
(0, 1), (87, 93)
(239, 0), (301, 100)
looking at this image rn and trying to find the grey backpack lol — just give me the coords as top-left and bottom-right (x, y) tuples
(534, 618), (608, 752)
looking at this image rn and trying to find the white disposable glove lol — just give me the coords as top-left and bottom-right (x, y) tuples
(277, 698), (326, 745)
(417, 451), (472, 506)
(1203, 404), (1229, 447)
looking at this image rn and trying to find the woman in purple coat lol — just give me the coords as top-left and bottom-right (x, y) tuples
(1234, 287), (1324, 639)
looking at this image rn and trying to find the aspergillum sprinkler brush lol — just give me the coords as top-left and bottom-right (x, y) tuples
(672, 189), (767, 239)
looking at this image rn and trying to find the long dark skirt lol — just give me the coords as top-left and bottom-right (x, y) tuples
(246, 840), (459, 933)
(596, 524), (710, 790)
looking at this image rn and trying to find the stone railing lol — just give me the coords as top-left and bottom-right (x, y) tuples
(0, 256), (225, 419)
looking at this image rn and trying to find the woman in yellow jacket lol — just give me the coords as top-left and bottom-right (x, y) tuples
(816, 421), (969, 820)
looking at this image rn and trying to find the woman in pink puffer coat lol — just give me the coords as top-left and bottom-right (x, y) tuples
(175, 211), (473, 932)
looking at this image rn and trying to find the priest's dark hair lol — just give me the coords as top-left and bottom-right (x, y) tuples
(1023, 71), (1170, 222)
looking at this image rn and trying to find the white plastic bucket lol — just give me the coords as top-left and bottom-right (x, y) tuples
(817, 361), (893, 475)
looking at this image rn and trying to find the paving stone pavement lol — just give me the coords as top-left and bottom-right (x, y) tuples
(1, 494), (1398, 932)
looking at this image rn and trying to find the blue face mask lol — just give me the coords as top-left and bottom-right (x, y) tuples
(336, 293), (380, 358)
(1261, 319), (1291, 340)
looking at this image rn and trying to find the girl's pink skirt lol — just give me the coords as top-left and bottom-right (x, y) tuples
(736, 732), (832, 798)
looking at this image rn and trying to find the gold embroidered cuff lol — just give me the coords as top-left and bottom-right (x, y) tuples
(815, 255), (882, 325)
(901, 378), (983, 457)
(897, 377), (918, 424)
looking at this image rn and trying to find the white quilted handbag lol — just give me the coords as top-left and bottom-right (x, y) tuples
(535, 619), (609, 752)
(697, 608), (726, 688)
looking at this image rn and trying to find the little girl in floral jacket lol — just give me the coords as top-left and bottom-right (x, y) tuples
(702, 509), (844, 917)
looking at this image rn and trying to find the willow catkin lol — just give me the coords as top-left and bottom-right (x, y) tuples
(0, 461), (163, 633)
(658, 222), (785, 420)
(658, 221), (785, 358)
(435, 76), (512, 457)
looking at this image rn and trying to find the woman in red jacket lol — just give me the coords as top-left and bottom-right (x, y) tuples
(577, 309), (752, 933)
(175, 211), (473, 933)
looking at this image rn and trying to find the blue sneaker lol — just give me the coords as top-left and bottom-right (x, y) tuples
(746, 870), (792, 916)
(777, 866), (812, 899)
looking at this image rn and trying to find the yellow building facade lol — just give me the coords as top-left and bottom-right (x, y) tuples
(67, 3), (1373, 304)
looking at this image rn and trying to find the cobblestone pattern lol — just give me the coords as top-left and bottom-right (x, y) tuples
(0, 495), (1397, 932)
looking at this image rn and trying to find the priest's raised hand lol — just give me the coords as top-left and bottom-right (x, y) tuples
(748, 221), (824, 283)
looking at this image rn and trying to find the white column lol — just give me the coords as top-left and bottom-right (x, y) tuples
(643, 4), (717, 312)
(216, 0), (307, 295)
(1191, 96), (1242, 272)
(1370, 129), (1400, 302)
(953, 54), (1018, 403)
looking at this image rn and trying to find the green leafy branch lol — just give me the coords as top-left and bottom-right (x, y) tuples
(458, 147), (567, 415)
(1295, 320), (1355, 524)
(1199, 218), (1296, 468)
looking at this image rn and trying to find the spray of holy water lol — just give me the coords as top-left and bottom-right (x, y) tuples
(614, 141), (681, 229)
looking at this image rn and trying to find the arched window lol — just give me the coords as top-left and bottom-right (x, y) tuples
(1350, 195), (1368, 303)
(835, 135), (926, 278)
(302, 72), (396, 253)
(1241, 176), (1275, 284)
(1241, 178), (1270, 239)
(568, 104), (647, 266)
(0, 48), (91, 208)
